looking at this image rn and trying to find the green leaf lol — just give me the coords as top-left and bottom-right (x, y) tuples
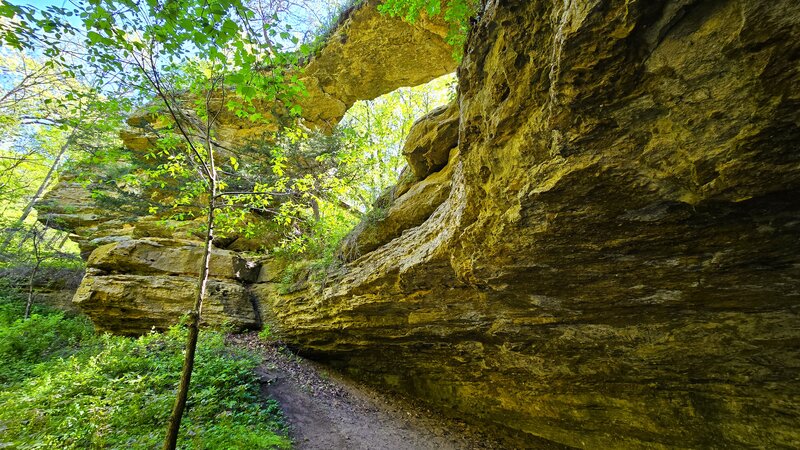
(221, 18), (238, 35)
(238, 85), (257, 100)
(86, 30), (103, 44)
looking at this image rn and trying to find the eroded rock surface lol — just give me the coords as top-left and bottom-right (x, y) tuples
(259, 1), (800, 448)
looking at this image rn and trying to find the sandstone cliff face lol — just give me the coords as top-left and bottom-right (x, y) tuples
(259, 0), (800, 448)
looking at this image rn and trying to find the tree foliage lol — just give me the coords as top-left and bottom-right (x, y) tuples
(2, 1), (311, 446)
(0, 48), (126, 247)
(0, 48), (124, 316)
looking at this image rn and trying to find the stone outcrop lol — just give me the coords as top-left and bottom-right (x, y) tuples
(86, 238), (260, 281)
(75, 273), (258, 335)
(74, 238), (262, 334)
(257, 0), (800, 448)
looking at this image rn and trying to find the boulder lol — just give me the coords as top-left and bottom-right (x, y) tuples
(87, 238), (260, 282)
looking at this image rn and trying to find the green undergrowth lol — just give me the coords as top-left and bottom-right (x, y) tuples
(0, 293), (289, 449)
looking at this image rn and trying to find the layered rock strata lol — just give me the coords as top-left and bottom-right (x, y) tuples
(73, 238), (262, 334)
(259, 0), (800, 448)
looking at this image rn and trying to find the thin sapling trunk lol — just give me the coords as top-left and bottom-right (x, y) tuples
(162, 77), (222, 450)
(24, 228), (43, 320)
(162, 176), (216, 450)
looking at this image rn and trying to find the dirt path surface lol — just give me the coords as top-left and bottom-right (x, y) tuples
(228, 333), (554, 450)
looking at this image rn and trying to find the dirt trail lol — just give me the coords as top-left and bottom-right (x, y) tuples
(229, 333), (556, 450)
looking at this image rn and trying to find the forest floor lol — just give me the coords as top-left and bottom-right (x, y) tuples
(227, 332), (532, 450)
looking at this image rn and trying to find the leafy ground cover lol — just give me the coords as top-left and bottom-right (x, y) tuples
(0, 292), (289, 449)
